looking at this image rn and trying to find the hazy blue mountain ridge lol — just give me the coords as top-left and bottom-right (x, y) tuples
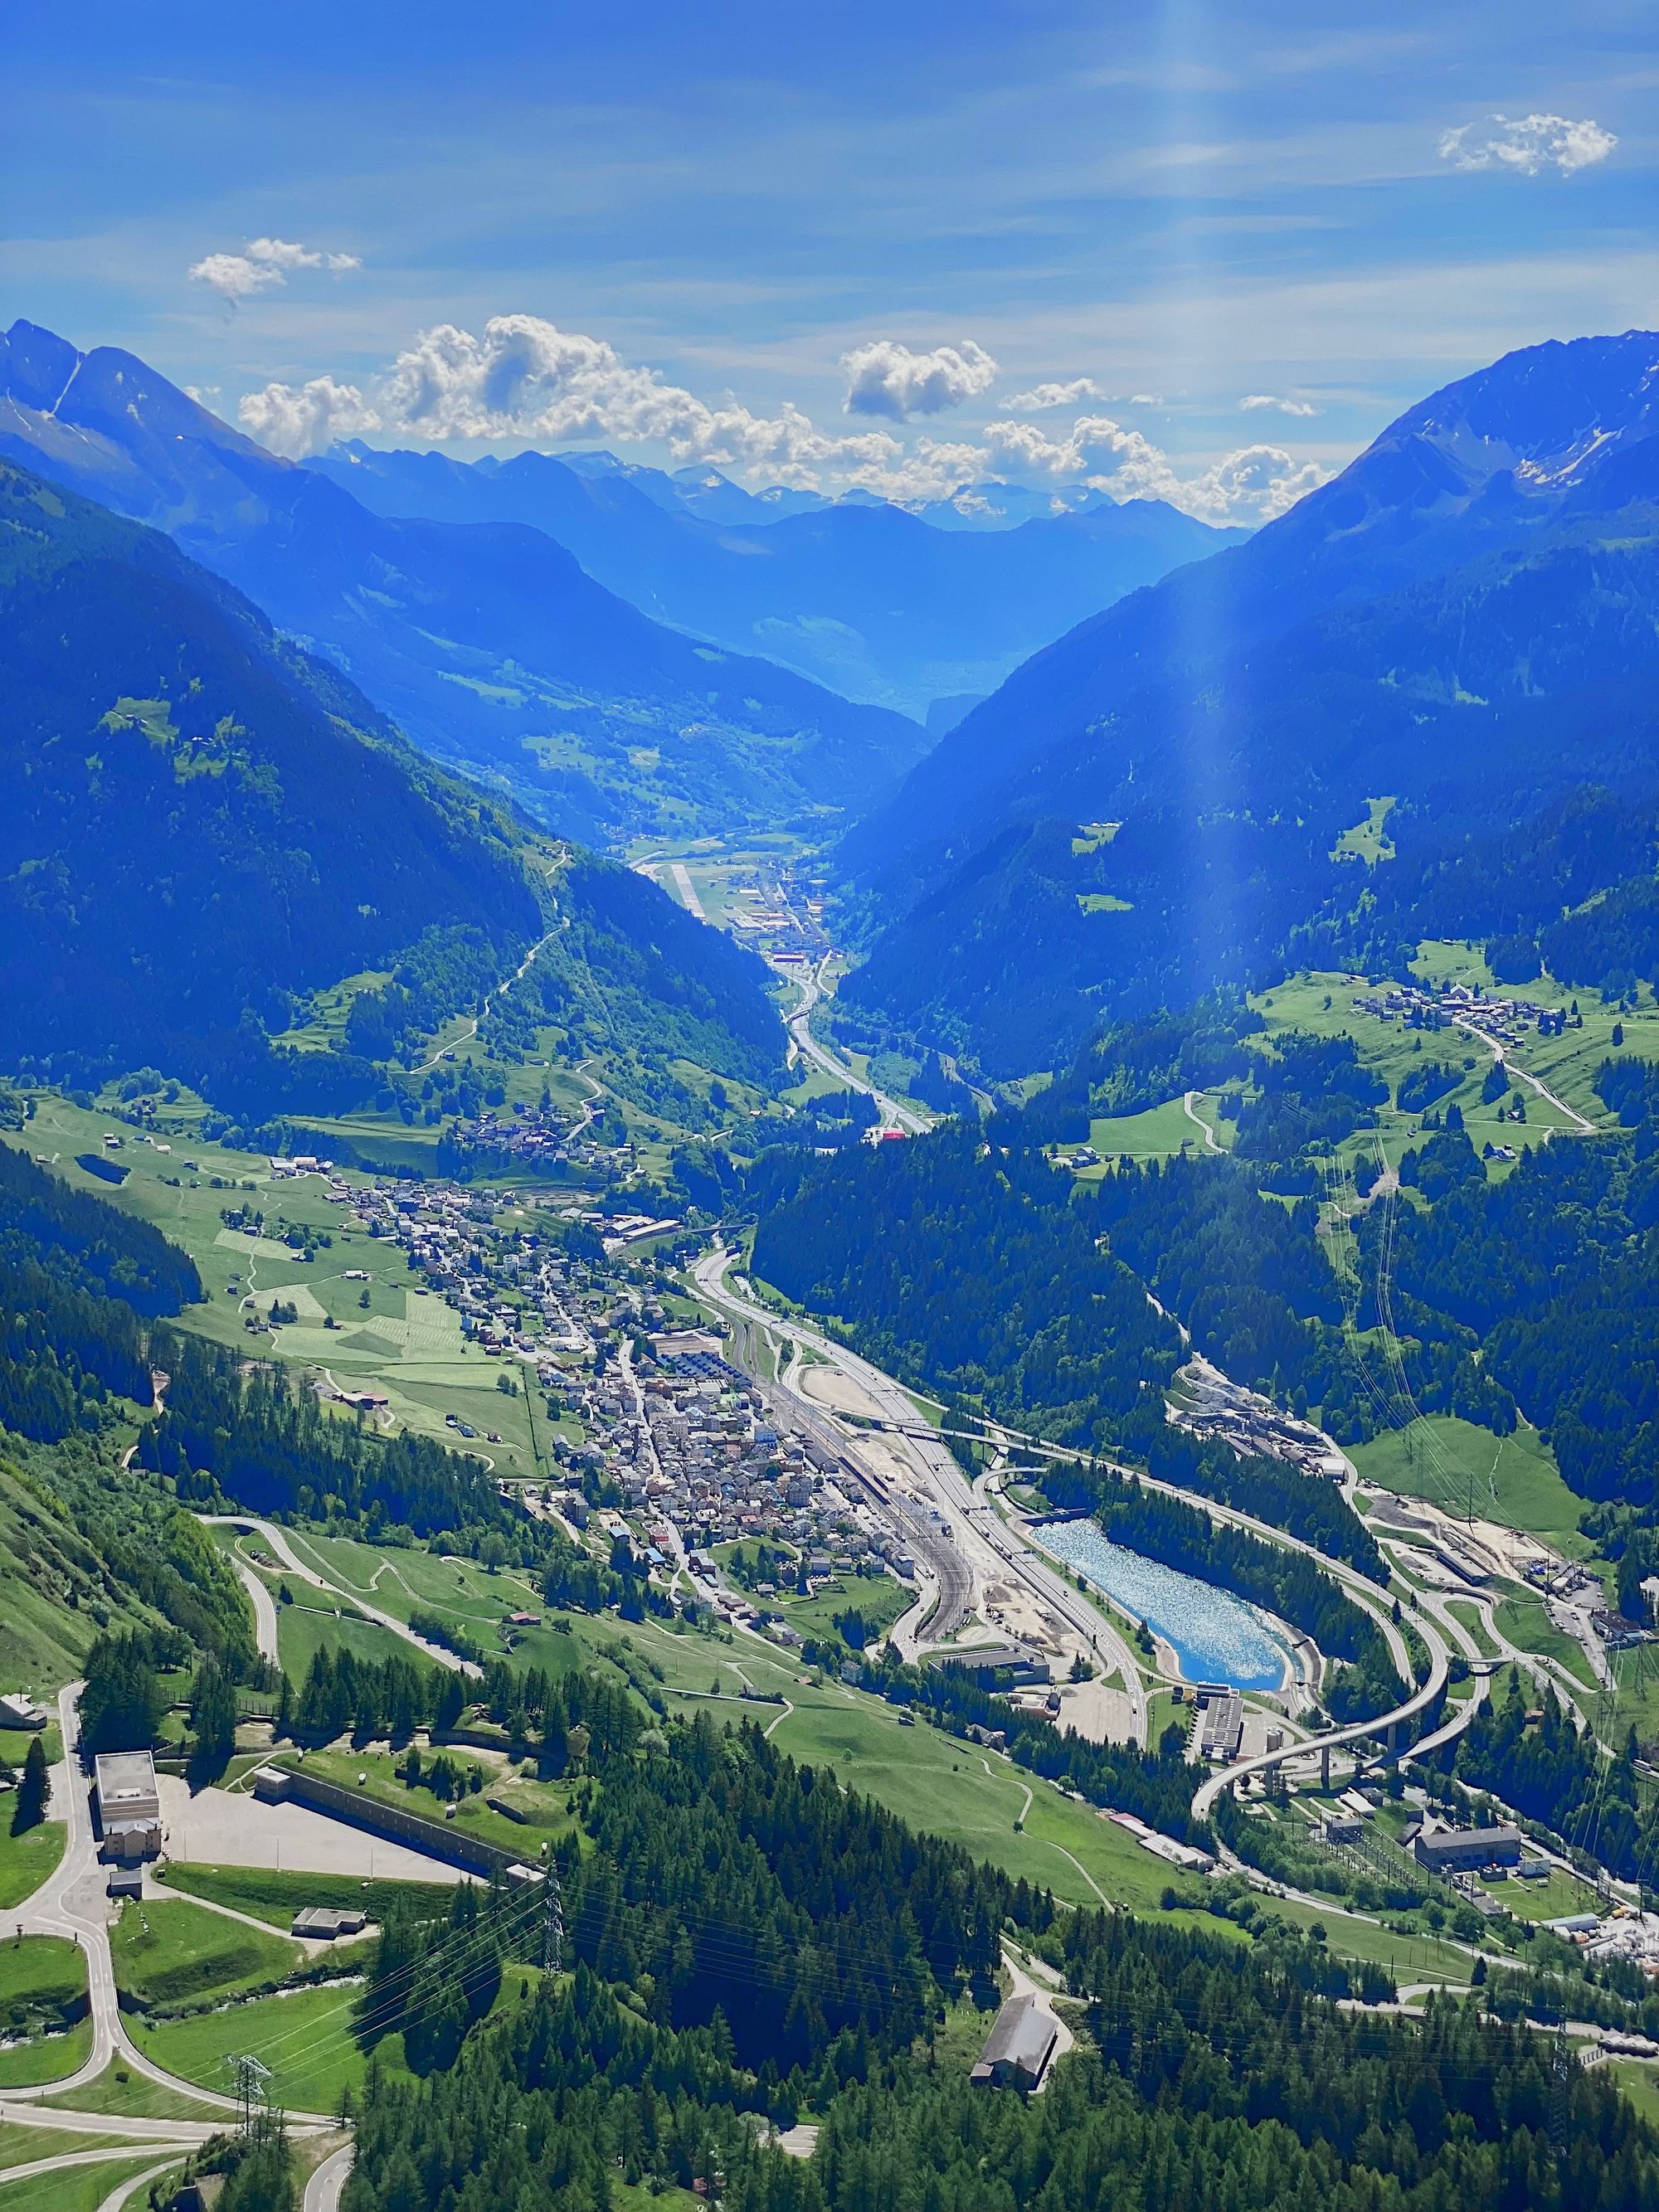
(307, 436), (1244, 717)
(0, 321), (929, 846)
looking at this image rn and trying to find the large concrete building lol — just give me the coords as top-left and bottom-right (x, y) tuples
(971, 1993), (1058, 2091)
(95, 1748), (163, 1862)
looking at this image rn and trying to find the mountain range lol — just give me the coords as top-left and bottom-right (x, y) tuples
(0, 453), (784, 1114)
(837, 329), (1659, 1075)
(0, 322), (927, 847)
(306, 438), (1240, 717)
(0, 321), (1233, 848)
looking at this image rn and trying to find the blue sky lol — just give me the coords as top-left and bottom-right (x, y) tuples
(6, 0), (1652, 519)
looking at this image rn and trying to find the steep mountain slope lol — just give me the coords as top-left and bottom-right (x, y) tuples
(0, 320), (926, 845)
(0, 455), (785, 1109)
(838, 330), (1659, 1073)
(311, 436), (1242, 717)
(0, 455), (538, 1065)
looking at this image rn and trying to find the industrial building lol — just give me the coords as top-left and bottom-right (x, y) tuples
(1195, 1686), (1243, 1763)
(971, 1992), (1059, 2091)
(1412, 1821), (1523, 1874)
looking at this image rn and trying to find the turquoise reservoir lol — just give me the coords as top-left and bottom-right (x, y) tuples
(1036, 1517), (1288, 1692)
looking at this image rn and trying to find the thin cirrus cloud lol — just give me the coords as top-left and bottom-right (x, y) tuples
(189, 236), (362, 304)
(1437, 114), (1617, 177)
(1240, 393), (1319, 416)
(839, 338), (999, 420)
(236, 313), (1323, 525)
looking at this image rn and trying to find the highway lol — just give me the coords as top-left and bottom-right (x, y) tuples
(783, 955), (929, 1135)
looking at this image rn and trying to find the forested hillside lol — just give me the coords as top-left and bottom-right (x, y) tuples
(0, 455), (788, 1125)
(751, 1122), (1180, 1437)
(835, 332), (1659, 1076)
(0, 454), (539, 1087)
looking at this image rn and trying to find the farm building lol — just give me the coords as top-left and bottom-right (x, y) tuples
(971, 1993), (1058, 2091)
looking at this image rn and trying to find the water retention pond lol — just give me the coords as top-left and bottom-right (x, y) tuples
(1035, 1516), (1290, 1693)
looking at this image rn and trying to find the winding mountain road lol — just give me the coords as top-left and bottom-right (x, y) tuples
(202, 1517), (482, 1677)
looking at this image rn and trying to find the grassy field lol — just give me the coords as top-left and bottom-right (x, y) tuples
(1248, 1894), (1472, 1986)
(157, 1862), (455, 1932)
(1348, 1417), (1590, 1555)
(1491, 1597), (1599, 1689)
(0, 2013), (92, 2087)
(1256, 948), (1659, 1135)
(279, 1530), (526, 1656)
(301, 1746), (576, 1862)
(1332, 796), (1397, 866)
(1611, 2060), (1659, 2127)
(1444, 1599), (1501, 1660)
(41, 2057), (228, 2120)
(0, 1932), (87, 2081)
(2, 1099), (559, 1485)
(133, 1982), (406, 2115)
(773, 1574), (913, 1648)
(0, 1818), (66, 1911)
(0, 2127), (134, 2175)
(1476, 1864), (1602, 1924)
(275, 1597), (423, 1683)
(2, 2153), (185, 2211)
(1082, 1096), (1228, 1165)
(109, 1898), (301, 2010)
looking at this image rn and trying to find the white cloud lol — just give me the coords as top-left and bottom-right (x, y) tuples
(231, 313), (1326, 525)
(190, 236), (362, 304)
(980, 412), (1326, 523)
(1240, 392), (1319, 416)
(240, 312), (906, 475)
(1000, 377), (1102, 411)
(240, 375), (382, 453)
(1438, 114), (1617, 178)
(839, 338), (998, 420)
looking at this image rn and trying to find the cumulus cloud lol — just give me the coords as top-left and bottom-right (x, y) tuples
(232, 313), (1326, 525)
(1240, 392), (1319, 417)
(239, 312), (905, 476)
(1438, 113), (1616, 177)
(190, 236), (362, 304)
(1000, 377), (1102, 411)
(240, 374), (382, 452)
(980, 412), (1326, 523)
(839, 338), (998, 420)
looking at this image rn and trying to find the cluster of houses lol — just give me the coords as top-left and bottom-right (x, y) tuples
(1350, 978), (1576, 1050)
(607, 1334), (915, 1604)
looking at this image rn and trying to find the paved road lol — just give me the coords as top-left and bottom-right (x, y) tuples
(230, 1548), (281, 1664)
(1002, 1942), (1075, 2093)
(1452, 1014), (1597, 1137)
(1, 1684), (250, 2121)
(202, 1517), (481, 1677)
(304, 2141), (355, 2211)
(95, 2155), (187, 2210)
(1183, 1090), (1224, 1154)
